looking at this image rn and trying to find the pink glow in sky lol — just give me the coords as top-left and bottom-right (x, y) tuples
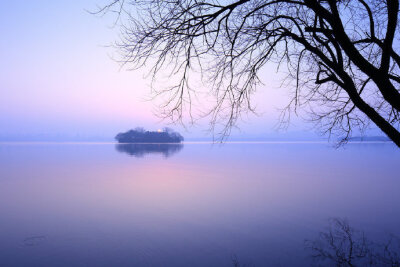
(0, 0), (303, 140)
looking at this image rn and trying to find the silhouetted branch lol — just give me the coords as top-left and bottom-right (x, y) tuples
(98, 0), (400, 145)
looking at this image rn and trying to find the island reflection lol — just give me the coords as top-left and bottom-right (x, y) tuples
(115, 143), (184, 158)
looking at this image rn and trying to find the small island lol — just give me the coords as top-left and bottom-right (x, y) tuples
(115, 127), (184, 143)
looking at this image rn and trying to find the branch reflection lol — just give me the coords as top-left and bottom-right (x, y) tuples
(306, 218), (400, 267)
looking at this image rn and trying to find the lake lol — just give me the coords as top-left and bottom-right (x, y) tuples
(0, 142), (399, 266)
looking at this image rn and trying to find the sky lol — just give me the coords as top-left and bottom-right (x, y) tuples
(0, 0), (321, 141)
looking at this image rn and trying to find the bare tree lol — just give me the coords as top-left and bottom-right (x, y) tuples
(97, 0), (400, 146)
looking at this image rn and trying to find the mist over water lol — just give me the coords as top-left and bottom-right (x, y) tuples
(0, 143), (398, 266)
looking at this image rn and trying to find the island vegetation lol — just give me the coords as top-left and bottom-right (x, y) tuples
(115, 127), (184, 143)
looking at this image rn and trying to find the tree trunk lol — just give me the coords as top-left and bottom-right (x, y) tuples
(350, 92), (400, 147)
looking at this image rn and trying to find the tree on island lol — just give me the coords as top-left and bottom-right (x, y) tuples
(115, 127), (184, 143)
(98, 0), (400, 147)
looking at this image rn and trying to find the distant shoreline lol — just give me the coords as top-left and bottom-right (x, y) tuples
(0, 140), (394, 145)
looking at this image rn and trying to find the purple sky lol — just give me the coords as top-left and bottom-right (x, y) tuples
(0, 0), (321, 140)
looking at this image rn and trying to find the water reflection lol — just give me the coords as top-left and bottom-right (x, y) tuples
(306, 218), (400, 267)
(232, 218), (400, 267)
(0, 143), (398, 266)
(115, 143), (184, 158)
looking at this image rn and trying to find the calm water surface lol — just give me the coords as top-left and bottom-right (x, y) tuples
(0, 142), (399, 266)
